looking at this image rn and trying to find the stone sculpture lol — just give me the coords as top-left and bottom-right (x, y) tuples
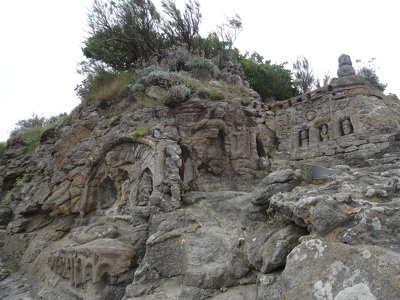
(137, 171), (152, 206)
(300, 130), (309, 147)
(337, 54), (356, 77)
(342, 119), (353, 135)
(320, 124), (329, 141)
(164, 144), (183, 202)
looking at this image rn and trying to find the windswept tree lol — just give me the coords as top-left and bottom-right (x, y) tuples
(292, 55), (316, 94)
(83, 0), (165, 70)
(316, 72), (331, 89)
(215, 14), (242, 50)
(161, 0), (202, 51)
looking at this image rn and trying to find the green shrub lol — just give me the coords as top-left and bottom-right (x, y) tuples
(128, 130), (144, 139)
(139, 70), (171, 86)
(233, 50), (297, 101)
(357, 67), (387, 92)
(9, 113), (67, 157)
(137, 67), (197, 89)
(209, 80), (222, 87)
(128, 83), (145, 92)
(165, 84), (191, 106)
(21, 127), (43, 156)
(210, 92), (225, 100)
(78, 69), (136, 103)
(186, 56), (219, 77)
(14, 174), (26, 186)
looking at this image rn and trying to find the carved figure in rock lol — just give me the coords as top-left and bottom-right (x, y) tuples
(306, 111), (316, 121)
(320, 124), (329, 141)
(337, 54), (356, 78)
(342, 119), (353, 135)
(137, 171), (153, 206)
(165, 144), (183, 202)
(300, 130), (309, 147)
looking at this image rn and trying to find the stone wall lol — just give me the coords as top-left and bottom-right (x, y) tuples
(271, 75), (400, 165)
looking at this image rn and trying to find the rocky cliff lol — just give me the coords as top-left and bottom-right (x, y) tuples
(1, 53), (400, 300)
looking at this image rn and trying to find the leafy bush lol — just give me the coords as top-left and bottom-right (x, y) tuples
(138, 70), (172, 86)
(355, 58), (387, 92)
(165, 84), (191, 106)
(128, 83), (145, 92)
(358, 67), (387, 92)
(234, 51), (297, 101)
(209, 80), (222, 87)
(186, 56), (219, 77)
(21, 127), (44, 156)
(128, 125), (157, 139)
(128, 130), (144, 138)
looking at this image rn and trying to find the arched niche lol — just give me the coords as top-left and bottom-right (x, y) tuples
(81, 137), (158, 215)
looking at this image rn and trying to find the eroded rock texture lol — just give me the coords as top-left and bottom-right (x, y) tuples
(1, 55), (400, 299)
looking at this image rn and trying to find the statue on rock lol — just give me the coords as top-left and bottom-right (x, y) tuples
(300, 130), (309, 147)
(342, 119), (353, 135)
(320, 124), (329, 141)
(337, 54), (356, 77)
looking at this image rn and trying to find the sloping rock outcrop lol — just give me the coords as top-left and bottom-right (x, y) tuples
(1, 54), (400, 299)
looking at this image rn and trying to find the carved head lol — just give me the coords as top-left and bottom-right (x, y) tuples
(338, 54), (353, 67)
(301, 130), (308, 139)
(342, 119), (352, 135)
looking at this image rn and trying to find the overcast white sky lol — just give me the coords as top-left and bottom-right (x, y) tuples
(1, 0), (398, 141)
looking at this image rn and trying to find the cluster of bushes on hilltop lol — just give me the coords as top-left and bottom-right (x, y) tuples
(77, 0), (299, 103)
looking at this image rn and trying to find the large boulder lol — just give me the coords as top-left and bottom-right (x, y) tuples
(258, 239), (400, 299)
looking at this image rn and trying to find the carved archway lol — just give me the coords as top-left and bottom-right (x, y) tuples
(80, 137), (158, 215)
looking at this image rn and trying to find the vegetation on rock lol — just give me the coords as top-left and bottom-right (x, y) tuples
(8, 113), (67, 156)
(358, 67), (387, 92)
(356, 58), (387, 92)
(78, 0), (298, 103)
(235, 51), (297, 101)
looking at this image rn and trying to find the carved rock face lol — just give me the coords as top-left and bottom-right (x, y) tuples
(338, 54), (352, 67)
